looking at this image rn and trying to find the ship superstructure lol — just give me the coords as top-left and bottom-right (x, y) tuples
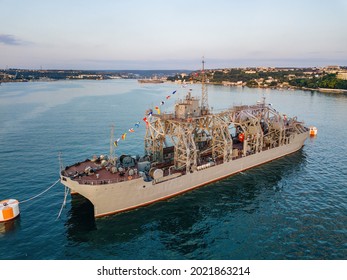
(144, 92), (306, 174)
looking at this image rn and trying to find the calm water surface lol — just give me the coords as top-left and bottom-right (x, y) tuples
(0, 80), (346, 259)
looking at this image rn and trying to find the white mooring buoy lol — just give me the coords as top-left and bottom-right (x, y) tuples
(0, 199), (20, 222)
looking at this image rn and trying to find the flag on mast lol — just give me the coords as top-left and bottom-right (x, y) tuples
(114, 138), (120, 147)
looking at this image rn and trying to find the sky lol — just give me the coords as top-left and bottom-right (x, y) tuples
(1, 0), (347, 70)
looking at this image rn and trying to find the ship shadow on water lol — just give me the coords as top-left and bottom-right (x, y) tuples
(65, 195), (97, 242)
(64, 150), (307, 258)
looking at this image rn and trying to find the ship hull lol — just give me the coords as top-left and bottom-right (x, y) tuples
(61, 132), (308, 217)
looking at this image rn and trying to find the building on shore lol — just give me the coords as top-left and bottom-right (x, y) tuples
(324, 66), (340, 74)
(337, 71), (347, 80)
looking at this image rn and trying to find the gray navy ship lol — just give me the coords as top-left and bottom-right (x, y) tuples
(60, 60), (309, 218)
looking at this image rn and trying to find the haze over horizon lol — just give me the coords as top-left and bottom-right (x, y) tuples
(1, 0), (347, 70)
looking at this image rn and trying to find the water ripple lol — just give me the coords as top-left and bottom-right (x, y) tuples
(0, 81), (346, 260)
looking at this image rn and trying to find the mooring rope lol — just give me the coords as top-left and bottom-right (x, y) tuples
(56, 186), (69, 220)
(20, 179), (60, 204)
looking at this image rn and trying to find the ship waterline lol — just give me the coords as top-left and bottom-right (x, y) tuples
(61, 132), (308, 217)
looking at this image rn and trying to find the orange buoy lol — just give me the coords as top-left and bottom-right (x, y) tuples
(0, 199), (20, 222)
(238, 133), (245, 142)
(309, 126), (318, 137)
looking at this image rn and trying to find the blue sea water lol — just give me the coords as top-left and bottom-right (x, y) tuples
(0, 80), (346, 260)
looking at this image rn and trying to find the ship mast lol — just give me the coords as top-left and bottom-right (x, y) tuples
(200, 56), (209, 115)
(58, 152), (64, 173)
(109, 124), (115, 164)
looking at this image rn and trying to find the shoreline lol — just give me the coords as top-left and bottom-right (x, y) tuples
(299, 86), (347, 94)
(187, 81), (347, 94)
(1, 79), (347, 94)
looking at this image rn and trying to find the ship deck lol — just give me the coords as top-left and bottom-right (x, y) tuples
(62, 160), (143, 185)
(61, 149), (244, 186)
(62, 126), (308, 186)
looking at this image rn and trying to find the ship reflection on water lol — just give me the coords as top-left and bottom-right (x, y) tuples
(65, 195), (96, 242)
(64, 149), (306, 254)
(0, 219), (20, 236)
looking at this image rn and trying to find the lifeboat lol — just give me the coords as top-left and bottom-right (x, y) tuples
(309, 126), (318, 137)
(0, 199), (20, 222)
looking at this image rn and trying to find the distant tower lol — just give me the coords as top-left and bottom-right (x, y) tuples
(200, 57), (209, 115)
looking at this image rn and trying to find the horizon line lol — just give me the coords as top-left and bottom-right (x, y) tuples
(1, 65), (346, 71)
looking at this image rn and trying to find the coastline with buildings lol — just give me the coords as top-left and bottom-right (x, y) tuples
(167, 65), (347, 94)
(1, 66), (347, 94)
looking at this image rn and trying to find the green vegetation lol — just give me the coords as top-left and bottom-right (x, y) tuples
(289, 74), (347, 89)
(0, 69), (140, 82)
(167, 74), (185, 82)
(167, 67), (347, 91)
(209, 69), (306, 84)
